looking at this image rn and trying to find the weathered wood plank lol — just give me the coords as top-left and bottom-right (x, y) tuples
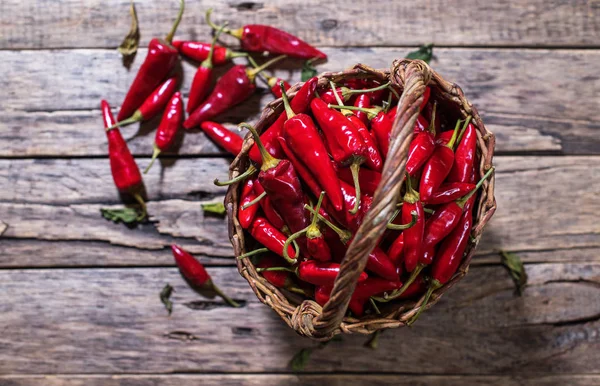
(1, 0), (598, 49)
(2, 374), (600, 386)
(0, 263), (598, 374)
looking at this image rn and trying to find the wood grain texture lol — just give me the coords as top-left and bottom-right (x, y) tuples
(1, 0), (598, 49)
(0, 263), (599, 374)
(3, 374), (600, 386)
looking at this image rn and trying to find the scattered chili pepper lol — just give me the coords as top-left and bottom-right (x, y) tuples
(253, 180), (286, 231)
(266, 75), (291, 98)
(171, 244), (240, 307)
(298, 261), (367, 286)
(200, 121), (243, 156)
(117, 0), (184, 121)
(172, 40), (247, 65)
(423, 182), (476, 205)
(206, 9), (326, 60)
(239, 179), (260, 229)
(337, 166), (381, 196)
(406, 104), (437, 176)
(144, 91), (183, 173)
(248, 77), (318, 164)
(184, 55), (285, 129)
(249, 216), (297, 259)
(448, 122), (478, 184)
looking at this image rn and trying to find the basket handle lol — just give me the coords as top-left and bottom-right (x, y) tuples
(293, 60), (432, 340)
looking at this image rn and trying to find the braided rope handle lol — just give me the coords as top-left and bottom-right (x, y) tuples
(292, 60), (431, 339)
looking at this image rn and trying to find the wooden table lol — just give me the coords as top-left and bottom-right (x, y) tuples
(1, 1), (599, 385)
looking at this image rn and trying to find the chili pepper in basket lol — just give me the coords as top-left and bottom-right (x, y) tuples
(248, 77), (318, 164)
(200, 121), (243, 156)
(448, 122), (478, 184)
(172, 40), (247, 65)
(298, 261), (368, 286)
(256, 254), (310, 296)
(324, 180), (373, 232)
(117, 0), (184, 121)
(387, 233), (404, 265)
(184, 55), (286, 129)
(102, 100), (146, 218)
(171, 244), (240, 307)
(372, 274), (426, 303)
(314, 285), (371, 316)
(435, 129), (454, 146)
(241, 123), (309, 261)
(337, 167), (381, 196)
(420, 87), (431, 111)
(351, 278), (403, 316)
(110, 77), (179, 129)
(311, 98), (367, 214)
(206, 9), (326, 60)
(406, 104), (437, 176)
(413, 114), (429, 133)
(266, 75), (291, 98)
(370, 108), (395, 158)
(144, 91), (184, 173)
(321, 82), (393, 106)
(253, 180), (286, 231)
(186, 24), (227, 113)
(400, 177), (425, 274)
(423, 182), (476, 205)
(238, 179), (260, 229)
(249, 216), (297, 259)
(353, 94), (371, 125)
(277, 136), (322, 198)
(419, 117), (471, 202)
(280, 85), (344, 212)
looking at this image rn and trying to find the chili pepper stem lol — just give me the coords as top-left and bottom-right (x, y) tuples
(387, 210), (418, 230)
(303, 205), (352, 244)
(239, 123), (280, 171)
(328, 105), (382, 120)
(257, 266), (295, 273)
(280, 83), (295, 119)
(205, 8), (241, 39)
(348, 161), (362, 215)
(241, 191), (266, 210)
(404, 175), (420, 204)
(383, 90), (393, 113)
(144, 144), (161, 174)
(343, 81), (392, 97)
(201, 22), (228, 69)
(237, 247), (269, 260)
(384, 263), (425, 302)
(132, 192), (147, 221)
(246, 55), (287, 83)
(210, 282), (241, 308)
(330, 81), (352, 116)
(214, 165), (257, 186)
(456, 116), (473, 145)
(165, 0), (185, 44)
(282, 227), (307, 264)
(456, 167), (495, 208)
(106, 110), (143, 131)
(407, 279), (442, 326)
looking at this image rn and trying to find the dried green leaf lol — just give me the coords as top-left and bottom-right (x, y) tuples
(500, 251), (528, 296)
(406, 44), (434, 63)
(160, 283), (174, 315)
(301, 59), (318, 82)
(118, 0), (140, 69)
(201, 202), (226, 216)
(100, 207), (143, 224)
(289, 348), (313, 372)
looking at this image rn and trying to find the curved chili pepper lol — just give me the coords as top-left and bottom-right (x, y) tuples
(324, 180), (373, 232)
(284, 192), (331, 262)
(184, 56), (285, 129)
(266, 75), (291, 98)
(298, 261), (367, 286)
(186, 25), (226, 114)
(117, 0), (184, 121)
(280, 86), (344, 212)
(171, 244), (240, 307)
(352, 278), (403, 315)
(277, 136), (321, 197)
(253, 180), (285, 231)
(144, 91), (183, 173)
(238, 179), (260, 229)
(249, 216), (297, 259)
(257, 254), (311, 297)
(406, 107), (437, 175)
(322, 82), (393, 108)
(448, 123), (478, 184)
(172, 40), (247, 65)
(435, 129), (454, 145)
(315, 285), (365, 315)
(248, 77), (318, 164)
(424, 182), (476, 205)
(419, 118), (469, 201)
(413, 115), (429, 133)
(400, 177), (425, 273)
(353, 94), (371, 125)
(200, 121), (243, 156)
(337, 167), (381, 196)
(206, 9), (326, 60)
(370, 108), (395, 158)
(387, 233), (404, 265)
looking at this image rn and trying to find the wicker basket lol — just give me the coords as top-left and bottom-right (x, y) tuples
(225, 59), (496, 341)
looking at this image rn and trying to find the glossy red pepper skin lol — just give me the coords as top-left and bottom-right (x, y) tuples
(398, 275), (426, 299)
(171, 244), (211, 288)
(249, 77), (318, 164)
(136, 77), (179, 122)
(282, 112), (344, 212)
(324, 181), (373, 232)
(118, 39), (179, 121)
(420, 87), (431, 111)
(102, 100), (142, 192)
(424, 182), (476, 205)
(315, 285), (364, 315)
(402, 199), (425, 273)
(257, 254), (292, 288)
(353, 278), (403, 305)
(253, 180), (285, 230)
(353, 94), (371, 125)
(154, 91), (183, 152)
(436, 130), (454, 145)
(307, 234), (331, 262)
(320, 87), (350, 105)
(371, 109), (397, 158)
(187, 66), (213, 114)
(235, 25), (327, 59)
(448, 123), (477, 184)
(348, 115), (383, 172)
(311, 98), (366, 165)
(423, 202), (464, 249)
(238, 179), (259, 229)
(413, 115), (429, 133)
(432, 208), (473, 284)
(337, 167), (381, 196)
(364, 246), (398, 281)
(199, 121), (243, 156)
(419, 145), (455, 202)
(277, 136), (321, 198)
(298, 261), (367, 286)
(406, 130), (436, 176)
(172, 41), (240, 65)
(249, 216), (296, 259)
(267, 76), (291, 98)
(388, 233), (404, 265)
(184, 65), (256, 129)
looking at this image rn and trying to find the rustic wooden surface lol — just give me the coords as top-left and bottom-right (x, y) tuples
(1, 0), (599, 385)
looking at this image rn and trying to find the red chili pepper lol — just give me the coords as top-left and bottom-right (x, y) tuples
(279, 86), (344, 212)
(238, 179), (260, 229)
(253, 180), (285, 231)
(249, 216), (297, 259)
(184, 55), (285, 129)
(387, 233), (404, 265)
(400, 177), (425, 274)
(206, 10), (326, 60)
(320, 87), (350, 105)
(370, 108), (395, 158)
(256, 254), (295, 288)
(406, 107), (437, 175)
(117, 1), (184, 121)
(315, 285), (365, 315)
(420, 87), (431, 111)
(419, 118), (469, 201)
(435, 129), (454, 145)
(171, 244), (240, 307)
(172, 40), (247, 65)
(199, 121), (243, 156)
(448, 123), (478, 184)
(277, 136), (322, 197)
(266, 75), (291, 98)
(186, 26), (226, 114)
(413, 114), (429, 133)
(353, 94), (371, 125)
(352, 278), (403, 314)
(397, 275), (426, 299)
(298, 261), (367, 286)
(285, 192), (332, 262)
(424, 182), (476, 205)
(111, 77), (178, 129)
(248, 77), (318, 164)
(337, 166), (381, 196)
(324, 180), (373, 232)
